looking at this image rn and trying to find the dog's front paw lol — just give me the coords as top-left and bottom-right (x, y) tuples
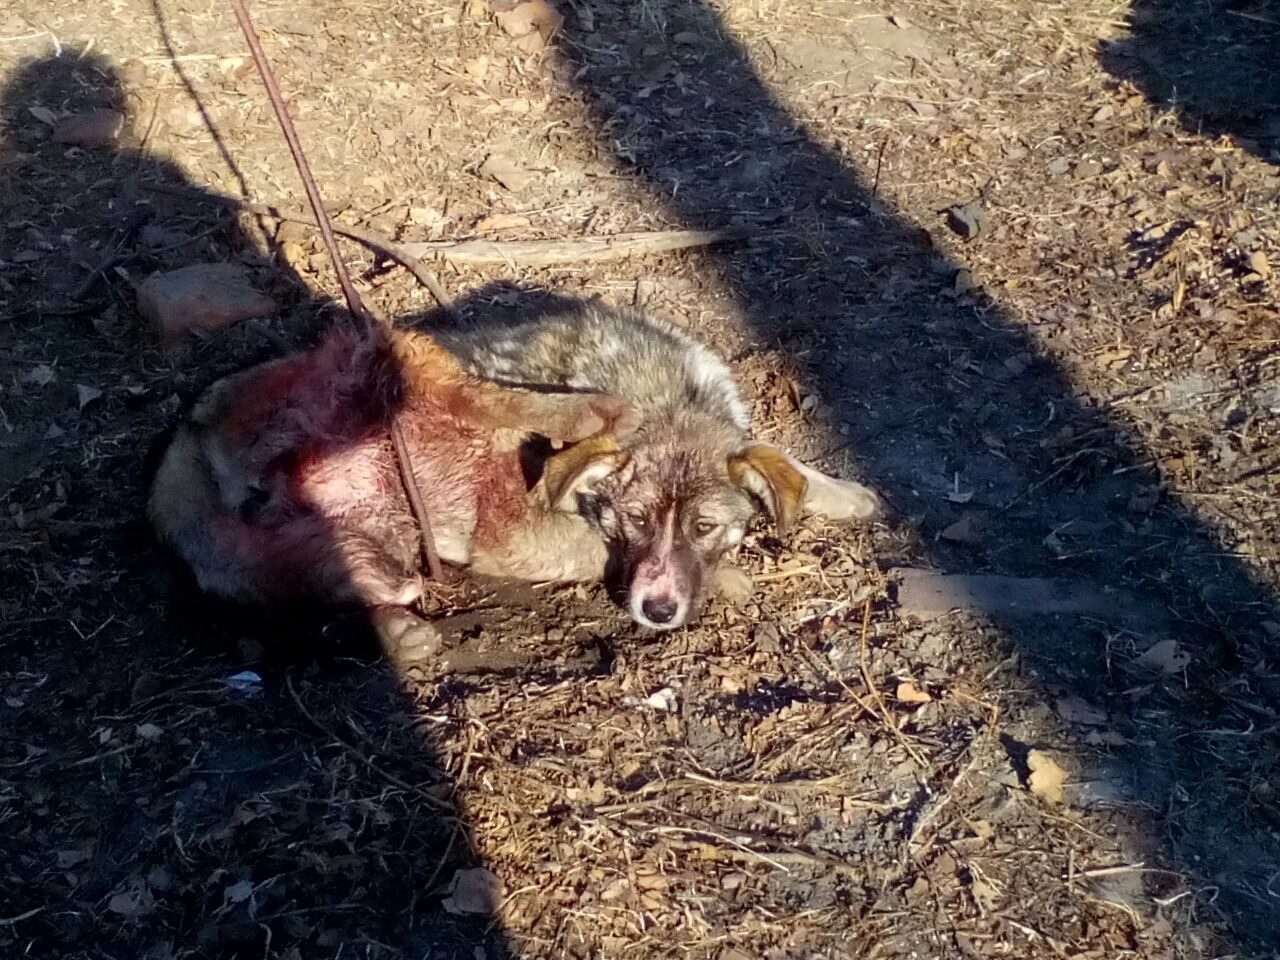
(371, 607), (443, 664)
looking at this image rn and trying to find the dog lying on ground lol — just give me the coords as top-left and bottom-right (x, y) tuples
(438, 302), (884, 629)
(150, 303), (882, 655)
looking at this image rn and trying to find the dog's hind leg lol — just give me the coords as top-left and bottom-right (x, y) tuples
(454, 382), (638, 444)
(369, 607), (442, 665)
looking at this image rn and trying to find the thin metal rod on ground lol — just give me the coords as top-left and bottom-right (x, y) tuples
(227, 0), (444, 583)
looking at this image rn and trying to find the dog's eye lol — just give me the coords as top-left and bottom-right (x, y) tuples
(694, 519), (720, 537)
(625, 511), (650, 530)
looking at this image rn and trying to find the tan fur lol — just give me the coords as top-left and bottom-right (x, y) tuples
(728, 444), (809, 535)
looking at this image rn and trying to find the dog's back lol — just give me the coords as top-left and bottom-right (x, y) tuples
(440, 302), (750, 433)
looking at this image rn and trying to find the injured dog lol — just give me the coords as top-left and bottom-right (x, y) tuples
(149, 304), (882, 649)
(439, 301), (884, 630)
(149, 326), (639, 656)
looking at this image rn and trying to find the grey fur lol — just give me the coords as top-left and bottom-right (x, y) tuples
(440, 302), (751, 434)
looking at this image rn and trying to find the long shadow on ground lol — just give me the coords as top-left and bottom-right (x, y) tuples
(0, 51), (510, 960)
(549, 0), (1280, 949)
(1100, 0), (1280, 164)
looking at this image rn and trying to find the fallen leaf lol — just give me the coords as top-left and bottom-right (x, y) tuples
(1097, 346), (1133, 368)
(57, 848), (91, 869)
(24, 364), (56, 386)
(1134, 638), (1190, 675)
(223, 879), (254, 905)
(599, 877), (629, 901)
(641, 687), (679, 712)
(895, 681), (933, 704)
(1247, 250), (1270, 279)
(940, 512), (980, 543)
(1084, 729), (1130, 747)
(28, 105), (58, 126)
(441, 867), (504, 915)
(1054, 695), (1107, 726)
(1027, 749), (1067, 804)
(108, 884), (156, 918)
(76, 385), (103, 410)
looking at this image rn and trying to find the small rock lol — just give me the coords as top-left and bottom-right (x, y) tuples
(946, 201), (987, 240)
(1074, 158), (1104, 178)
(493, 0), (563, 53)
(136, 264), (276, 346)
(1046, 156), (1071, 177)
(953, 268), (977, 295)
(1090, 104), (1115, 123)
(52, 109), (125, 147)
(907, 99), (938, 118)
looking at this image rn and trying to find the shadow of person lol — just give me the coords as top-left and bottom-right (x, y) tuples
(0, 51), (512, 960)
(1099, 0), (1280, 164)
(536, 0), (1280, 950)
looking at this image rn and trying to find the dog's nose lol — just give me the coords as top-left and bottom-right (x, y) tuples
(641, 596), (678, 625)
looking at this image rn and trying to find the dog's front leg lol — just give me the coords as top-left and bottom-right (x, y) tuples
(468, 510), (610, 584)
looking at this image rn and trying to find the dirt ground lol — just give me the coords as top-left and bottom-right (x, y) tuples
(2, 0), (1279, 957)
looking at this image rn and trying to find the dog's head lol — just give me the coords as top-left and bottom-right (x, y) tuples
(542, 417), (807, 630)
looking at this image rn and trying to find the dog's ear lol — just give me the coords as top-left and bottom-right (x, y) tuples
(728, 443), (808, 534)
(543, 435), (627, 511)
